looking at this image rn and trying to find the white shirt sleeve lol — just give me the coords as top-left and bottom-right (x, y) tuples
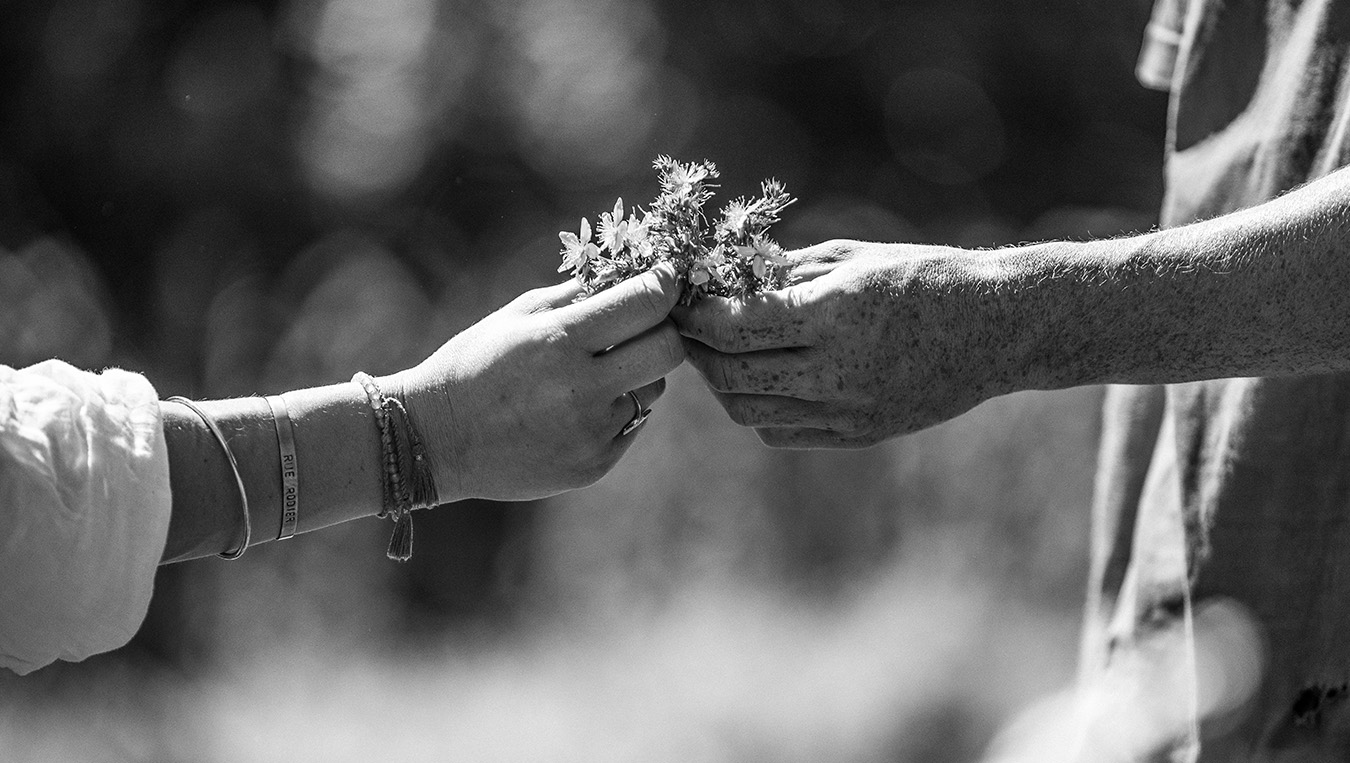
(0, 360), (171, 674)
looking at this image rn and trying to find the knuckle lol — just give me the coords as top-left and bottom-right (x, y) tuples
(816, 239), (856, 263)
(634, 276), (669, 320)
(702, 359), (735, 392)
(652, 323), (684, 368)
(708, 319), (742, 353)
(505, 289), (540, 313)
(685, 313), (734, 352)
(535, 315), (577, 352)
(524, 285), (558, 311)
(723, 396), (755, 427)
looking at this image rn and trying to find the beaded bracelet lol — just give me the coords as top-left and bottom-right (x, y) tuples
(352, 372), (438, 561)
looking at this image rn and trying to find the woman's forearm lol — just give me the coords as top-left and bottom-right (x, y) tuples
(160, 382), (386, 563)
(157, 265), (687, 562)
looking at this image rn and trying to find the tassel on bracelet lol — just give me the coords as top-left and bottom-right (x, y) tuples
(353, 372), (439, 562)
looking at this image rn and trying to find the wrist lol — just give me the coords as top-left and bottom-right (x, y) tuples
(983, 233), (1182, 390)
(973, 240), (1114, 392)
(271, 382), (387, 527)
(377, 367), (467, 505)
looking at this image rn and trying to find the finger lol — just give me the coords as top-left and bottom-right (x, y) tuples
(608, 378), (667, 438)
(591, 378), (666, 470)
(512, 279), (585, 314)
(775, 239), (871, 283)
(787, 240), (856, 267)
(785, 261), (836, 283)
(594, 320), (684, 395)
(754, 427), (881, 450)
(780, 241), (850, 283)
(669, 285), (817, 353)
(683, 338), (836, 401)
(710, 391), (860, 432)
(555, 263), (680, 352)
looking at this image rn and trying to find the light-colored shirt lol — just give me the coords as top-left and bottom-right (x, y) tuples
(1085, 1), (1350, 759)
(0, 360), (170, 675)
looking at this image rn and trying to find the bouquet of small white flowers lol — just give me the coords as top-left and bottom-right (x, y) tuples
(559, 156), (796, 305)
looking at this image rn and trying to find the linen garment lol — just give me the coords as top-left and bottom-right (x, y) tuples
(0, 360), (170, 674)
(1084, 1), (1350, 760)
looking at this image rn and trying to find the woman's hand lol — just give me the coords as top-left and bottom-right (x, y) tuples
(385, 263), (684, 502)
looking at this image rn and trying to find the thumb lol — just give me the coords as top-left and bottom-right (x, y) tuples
(670, 282), (816, 352)
(553, 263), (680, 352)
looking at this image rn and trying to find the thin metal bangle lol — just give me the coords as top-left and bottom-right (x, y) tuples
(165, 396), (252, 559)
(265, 394), (300, 541)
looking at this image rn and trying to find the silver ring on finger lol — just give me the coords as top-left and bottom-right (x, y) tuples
(620, 390), (652, 436)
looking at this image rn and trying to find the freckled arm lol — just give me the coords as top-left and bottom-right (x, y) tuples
(985, 164), (1350, 389)
(673, 165), (1350, 446)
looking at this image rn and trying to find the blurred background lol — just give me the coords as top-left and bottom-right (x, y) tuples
(0, 0), (1167, 760)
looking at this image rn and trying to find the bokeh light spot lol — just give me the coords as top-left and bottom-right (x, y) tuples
(886, 68), (1006, 185)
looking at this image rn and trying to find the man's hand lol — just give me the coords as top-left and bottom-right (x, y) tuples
(673, 168), (1350, 450)
(387, 263), (684, 501)
(671, 240), (1024, 448)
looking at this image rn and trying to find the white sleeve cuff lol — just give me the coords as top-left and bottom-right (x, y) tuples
(0, 360), (172, 674)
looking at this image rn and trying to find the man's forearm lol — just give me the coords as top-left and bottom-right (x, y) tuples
(982, 165), (1350, 390)
(670, 167), (1350, 445)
